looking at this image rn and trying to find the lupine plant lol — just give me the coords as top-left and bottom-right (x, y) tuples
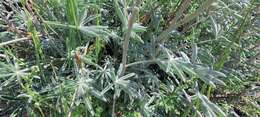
(0, 0), (259, 117)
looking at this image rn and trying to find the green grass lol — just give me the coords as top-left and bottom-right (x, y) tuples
(26, 12), (45, 79)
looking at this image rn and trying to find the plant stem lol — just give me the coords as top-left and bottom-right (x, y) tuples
(112, 93), (117, 117)
(157, 0), (191, 43)
(207, 86), (212, 98)
(0, 37), (30, 47)
(121, 0), (140, 76)
(126, 59), (157, 68)
(94, 0), (102, 63)
(27, 14), (45, 79)
(67, 88), (77, 117)
(157, 0), (215, 44)
(37, 106), (46, 117)
(178, 0), (216, 27)
(65, 0), (79, 60)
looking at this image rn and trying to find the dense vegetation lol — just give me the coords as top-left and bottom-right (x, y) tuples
(0, 0), (259, 116)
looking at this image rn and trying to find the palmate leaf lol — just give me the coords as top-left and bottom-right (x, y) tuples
(180, 63), (226, 87)
(75, 72), (107, 102)
(194, 67), (226, 88)
(113, 0), (146, 43)
(0, 62), (26, 79)
(157, 47), (187, 81)
(0, 59), (30, 88)
(114, 73), (140, 98)
(157, 60), (187, 81)
(69, 68), (108, 115)
(101, 65), (141, 98)
(158, 46), (226, 87)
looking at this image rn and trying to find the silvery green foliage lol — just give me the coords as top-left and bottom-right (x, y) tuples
(0, 0), (259, 116)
